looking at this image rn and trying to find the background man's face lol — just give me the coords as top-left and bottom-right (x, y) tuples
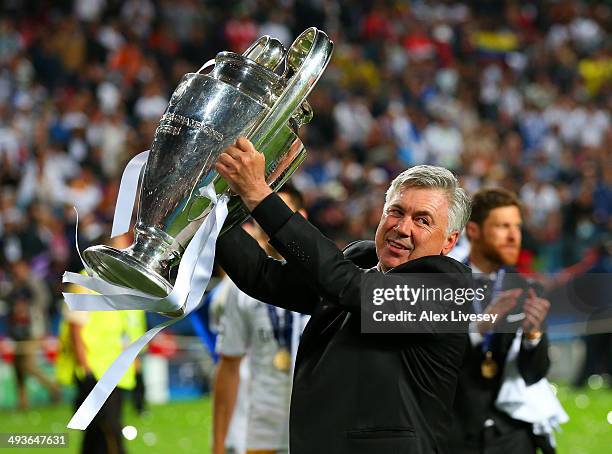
(472, 205), (522, 266)
(374, 187), (457, 271)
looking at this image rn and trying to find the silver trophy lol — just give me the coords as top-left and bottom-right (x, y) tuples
(82, 28), (333, 298)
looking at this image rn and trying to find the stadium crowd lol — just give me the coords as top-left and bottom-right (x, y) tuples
(0, 0), (610, 336)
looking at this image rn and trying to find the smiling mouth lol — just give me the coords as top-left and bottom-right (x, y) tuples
(387, 239), (411, 252)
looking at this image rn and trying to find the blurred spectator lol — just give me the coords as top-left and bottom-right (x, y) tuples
(423, 111), (464, 170)
(134, 79), (168, 122)
(333, 93), (374, 160)
(56, 237), (145, 454)
(224, 6), (258, 53)
(0, 1), (609, 400)
(120, 0), (155, 40)
(0, 18), (23, 64)
(3, 259), (59, 409)
(259, 11), (292, 47)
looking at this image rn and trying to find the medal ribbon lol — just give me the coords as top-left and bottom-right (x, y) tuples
(481, 268), (505, 354)
(464, 258), (506, 354)
(62, 152), (229, 429)
(266, 305), (293, 350)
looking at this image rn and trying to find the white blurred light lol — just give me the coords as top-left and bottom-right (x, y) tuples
(548, 345), (561, 362)
(607, 411), (612, 425)
(122, 425), (138, 440)
(143, 432), (157, 446)
(587, 374), (604, 390)
(575, 394), (590, 409)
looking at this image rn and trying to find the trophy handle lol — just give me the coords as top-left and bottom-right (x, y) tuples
(196, 59), (216, 74)
(196, 29), (331, 229)
(242, 35), (285, 71)
(248, 27), (333, 150)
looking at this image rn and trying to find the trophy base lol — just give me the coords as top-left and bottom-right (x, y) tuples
(82, 245), (183, 317)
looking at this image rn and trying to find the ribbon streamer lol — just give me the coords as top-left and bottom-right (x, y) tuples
(62, 149), (229, 430)
(111, 150), (150, 238)
(66, 194), (227, 430)
(63, 184), (225, 315)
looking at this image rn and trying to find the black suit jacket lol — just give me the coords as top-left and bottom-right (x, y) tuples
(216, 194), (471, 454)
(450, 270), (551, 449)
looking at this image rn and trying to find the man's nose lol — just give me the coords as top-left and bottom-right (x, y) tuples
(393, 217), (413, 236)
(508, 226), (521, 242)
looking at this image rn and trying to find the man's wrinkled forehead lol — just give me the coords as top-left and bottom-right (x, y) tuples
(387, 186), (449, 210)
(387, 187), (451, 226)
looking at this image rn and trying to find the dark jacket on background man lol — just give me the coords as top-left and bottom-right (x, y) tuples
(216, 193), (471, 454)
(450, 271), (551, 454)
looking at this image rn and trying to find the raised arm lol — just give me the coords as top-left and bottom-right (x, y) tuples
(215, 137), (365, 313)
(216, 224), (320, 314)
(251, 194), (364, 311)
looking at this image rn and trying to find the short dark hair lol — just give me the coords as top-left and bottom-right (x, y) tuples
(469, 188), (521, 225)
(278, 184), (304, 211)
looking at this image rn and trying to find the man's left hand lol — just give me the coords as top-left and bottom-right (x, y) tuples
(522, 288), (550, 335)
(215, 137), (272, 211)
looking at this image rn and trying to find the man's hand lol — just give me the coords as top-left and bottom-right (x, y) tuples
(215, 137), (272, 211)
(476, 289), (523, 335)
(522, 288), (550, 335)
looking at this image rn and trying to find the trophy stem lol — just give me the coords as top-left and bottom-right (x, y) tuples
(128, 223), (181, 279)
(82, 224), (181, 297)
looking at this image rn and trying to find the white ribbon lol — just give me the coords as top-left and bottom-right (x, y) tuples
(62, 150), (229, 430)
(111, 150), (150, 238)
(63, 184), (225, 315)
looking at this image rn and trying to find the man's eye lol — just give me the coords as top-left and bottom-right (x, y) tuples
(387, 209), (402, 217)
(415, 217), (430, 226)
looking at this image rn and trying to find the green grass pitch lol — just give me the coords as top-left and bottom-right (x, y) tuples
(0, 386), (610, 453)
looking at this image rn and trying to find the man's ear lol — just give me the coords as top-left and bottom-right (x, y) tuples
(441, 230), (460, 255)
(465, 221), (479, 243)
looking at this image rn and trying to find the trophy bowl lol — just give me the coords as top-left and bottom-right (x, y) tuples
(82, 28), (333, 298)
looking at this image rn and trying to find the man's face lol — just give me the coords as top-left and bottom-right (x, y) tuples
(469, 206), (522, 266)
(11, 261), (29, 282)
(374, 187), (459, 272)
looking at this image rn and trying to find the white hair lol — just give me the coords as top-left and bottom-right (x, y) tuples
(385, 165), (471, 234)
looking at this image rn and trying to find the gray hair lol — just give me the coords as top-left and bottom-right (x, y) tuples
(385, 165), (471, 234)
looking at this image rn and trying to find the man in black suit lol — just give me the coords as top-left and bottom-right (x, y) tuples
(213, 137), (472, 454)
(450, 188), (552, 454)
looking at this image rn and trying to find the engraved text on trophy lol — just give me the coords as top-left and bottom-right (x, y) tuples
(156, 113), (224, 141)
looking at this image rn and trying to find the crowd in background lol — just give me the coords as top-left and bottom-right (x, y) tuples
(0, 0), (610, 338)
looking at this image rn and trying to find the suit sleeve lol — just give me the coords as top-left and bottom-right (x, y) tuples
(215, 208), (320, 315)
(251, 193), (365, 313)
(517, 333), (550, 385)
